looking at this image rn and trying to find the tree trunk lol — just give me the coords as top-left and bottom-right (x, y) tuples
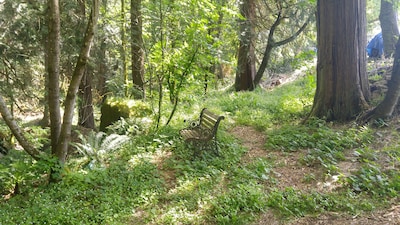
(309, 0), (369, 121)
(0, 95), (41, 160)
(98, 38), (108, 102)
(77, 0), (95, 130)
(362, 38), (400, 121)
(121, 0), (129, 96)
(56, 0), (99, 164)
(234, 0), (256, 91)
(379, 0), (399, 57)
(47, 0), (62, 154)
(78, 70), (95, 129)
(131, 0), (145, 98)
(254, 11), (311, 87)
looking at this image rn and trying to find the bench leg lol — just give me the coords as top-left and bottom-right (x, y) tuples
(183, 140), (220, 158)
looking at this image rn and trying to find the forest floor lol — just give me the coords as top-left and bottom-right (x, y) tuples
(230, 125), (400, 225)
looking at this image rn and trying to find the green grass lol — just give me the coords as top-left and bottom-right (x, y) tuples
(1, 71), (400, 224)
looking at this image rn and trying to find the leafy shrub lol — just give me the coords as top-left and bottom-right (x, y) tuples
(0, 151), (56, 195)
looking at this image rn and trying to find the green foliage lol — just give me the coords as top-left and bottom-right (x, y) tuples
(266, 119), (371, 152)
(209, 183), (267, 224)
(347, 164), (398, 197)
(0, 159), (164, 224)
(267, 119), (373, 175)
(208, 73), (316, 130)
(71, 131), (130, 169)
(106, 117), (152, 136)
(100, 97), (152, 131)
(0, 151), (56, 195)
(266, 188), (373, 218)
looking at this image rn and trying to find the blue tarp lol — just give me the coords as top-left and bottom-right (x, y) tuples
(366, 33), (384, 58)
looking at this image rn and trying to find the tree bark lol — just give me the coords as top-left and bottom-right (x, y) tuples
(131, 0), (145, 98)
(361, 38), (400, 121)
(379, 0), (399, 57)
(235, 0), (256, 91)
(121, 0), (129, 96)
(78, 70), (95, 129)
(56, 0), (99, 164)
(254, 11), (311, 86)
(309, 0), (369, 121)
(0, 95), (41, 160)
(47, 0), (62, 154)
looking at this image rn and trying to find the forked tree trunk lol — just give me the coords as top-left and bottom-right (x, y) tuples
(235, 0), (256, 91)
(253, 11), (311, 87)
(56, 0), (99, 164)
(379, 0), (399, 57)
(309, 0), (369, 121)
(0, 0), (100, 168)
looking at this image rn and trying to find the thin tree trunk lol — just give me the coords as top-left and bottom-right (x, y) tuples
(0, 95), (41, 160)
(56, 0), (99, 164)
(98, 38), (108, 102)
(121, 0), (129, 96)
(254, 13), (311, 86)
(131, 0), (145, 98)
(47, 0), (61, 154)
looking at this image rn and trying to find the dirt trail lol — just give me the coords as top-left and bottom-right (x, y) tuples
(230, 125), (400, 225)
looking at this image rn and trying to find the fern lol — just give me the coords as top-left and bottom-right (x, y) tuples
(71, 131), (130, 169)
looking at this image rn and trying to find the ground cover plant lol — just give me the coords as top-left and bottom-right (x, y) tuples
(1, 68), (400, 224)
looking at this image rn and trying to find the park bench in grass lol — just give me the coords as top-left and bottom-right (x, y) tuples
(180, 108), (224, 155)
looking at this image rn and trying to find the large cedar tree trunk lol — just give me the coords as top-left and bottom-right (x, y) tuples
(131, 0), (145, 98)
(235, 0), (256, 91)
(379, 0), (399, 57)
(309, 0), (369, 121)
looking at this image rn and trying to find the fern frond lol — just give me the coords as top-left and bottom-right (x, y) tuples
(100, 134), (130, 153)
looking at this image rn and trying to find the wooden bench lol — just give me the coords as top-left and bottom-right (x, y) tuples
(180, 108), (224, 155)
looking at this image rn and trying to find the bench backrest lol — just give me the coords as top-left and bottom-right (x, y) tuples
(199, 108), (224, 137)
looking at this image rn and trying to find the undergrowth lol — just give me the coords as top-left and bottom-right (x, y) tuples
(1, 72), (400, 224)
